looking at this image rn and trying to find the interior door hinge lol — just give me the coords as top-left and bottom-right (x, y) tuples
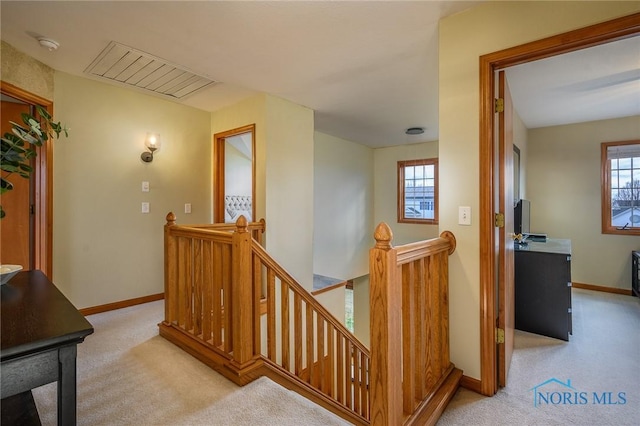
(494, 212), (505, 228)
(30, 204), (36, 215)
(496, 327), (505, 344)
(495, 98), (504, 113)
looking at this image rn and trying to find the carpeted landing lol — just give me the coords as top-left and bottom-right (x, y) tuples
(32, 288), (639, 425)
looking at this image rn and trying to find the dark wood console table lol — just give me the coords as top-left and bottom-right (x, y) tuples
(515, 239), (572, 341)
(1, 270), (94, 425)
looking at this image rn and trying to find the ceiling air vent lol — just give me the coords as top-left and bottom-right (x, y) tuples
(85, 41), (215, 99)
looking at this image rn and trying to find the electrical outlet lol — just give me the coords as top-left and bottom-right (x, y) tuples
(459, 206), (471, 225)
(142, 202), (149, 213)
(184, 203), (192, 214)
(142, 181), (150, 192)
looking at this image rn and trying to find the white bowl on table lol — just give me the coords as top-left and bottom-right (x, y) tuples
(0, 265), (23, 285)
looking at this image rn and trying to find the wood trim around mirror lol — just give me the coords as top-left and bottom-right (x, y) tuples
(213, 124), (256, 224)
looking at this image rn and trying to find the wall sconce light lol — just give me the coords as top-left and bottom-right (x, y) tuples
(141, 133), (160, 162)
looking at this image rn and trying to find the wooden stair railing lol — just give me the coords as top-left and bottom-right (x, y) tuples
(252, 242), (370, 424)
(369, 223), (461, 426)
(160, 213), (459, 426)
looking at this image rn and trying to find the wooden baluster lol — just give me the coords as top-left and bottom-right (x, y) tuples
(402, 261), (417, 412)
(362, 353), (370, 419)
(202, 240), (213, 344)
(222, 244), (232, 352)
(212, 243), (223, 348)
(294, 294), (302, 376)
(267, 269), (276, 361)
(440, 251), (451, 374)
(193, 239), (203, 337)
(336, 334), (344, 404)
(253, 256), (263, 353)
(326, 324), (334, 398)
(353, 347), (362, 414)
(428, 254), (441, 393)
(177, 237), (192, 330)
(306, 303), (314, 385)
(345, 339), (352, 410)
(369, 222), (402, 426)
(317, 316), (325, 392)
(281, 281), (290, 371)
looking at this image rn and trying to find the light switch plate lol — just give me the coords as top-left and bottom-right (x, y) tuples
(459, 206), (471, 225)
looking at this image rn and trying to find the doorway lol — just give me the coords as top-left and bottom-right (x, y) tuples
(213, 124), (256, 224)
(478, 13), (640, 396)
(0, 82), (54, 277)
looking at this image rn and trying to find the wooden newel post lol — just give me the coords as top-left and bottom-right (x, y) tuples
(164, 212), (177, 325)
(369, 222), (403, 426)
(231, 215), (256, 367)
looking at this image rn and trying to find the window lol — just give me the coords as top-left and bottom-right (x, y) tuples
(398, 158), (438, 224)
(602, 140), (640, 235)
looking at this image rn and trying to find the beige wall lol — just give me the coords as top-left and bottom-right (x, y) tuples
(528, 116), (639, 290)
(53, 71), (211, 308)
(265, 96), (315, 290)
(313, 132), (374, 280)
(373, 141), (440, 245)
(513, 109), (528, 201)
(212, 94), (315, 291)
(1, 41), (54, 100)
(439, 2), (640, 380)
(211, 94), (267, 224)
(352, 274), (370, 347)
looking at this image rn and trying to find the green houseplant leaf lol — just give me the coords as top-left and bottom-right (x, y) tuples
(0, 104), (68, 219)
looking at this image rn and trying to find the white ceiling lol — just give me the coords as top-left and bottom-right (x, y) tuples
(1, 1), (638, 148)
(506, 35), (640, 129)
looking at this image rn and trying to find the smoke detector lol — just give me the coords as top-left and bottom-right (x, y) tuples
(37, 37), (59, 51)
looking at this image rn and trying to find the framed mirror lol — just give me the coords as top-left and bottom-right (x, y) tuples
(213, 124), (255, 223)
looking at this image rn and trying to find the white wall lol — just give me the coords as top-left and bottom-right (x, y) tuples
(528, 116), (640, 291)
(313, 132), (374, 280)
(439, 1), (640, 380)
(53, 71), (211, 309)
(374, 141), (440, 245)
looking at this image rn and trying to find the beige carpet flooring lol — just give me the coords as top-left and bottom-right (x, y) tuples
(32, 299), (350, 426)
(32, 289), (639, 425)
(437, 289), (640, 425)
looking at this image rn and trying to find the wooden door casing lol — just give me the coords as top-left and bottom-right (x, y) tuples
(0, 81), (54, 277)
(479, 12), (640, 396)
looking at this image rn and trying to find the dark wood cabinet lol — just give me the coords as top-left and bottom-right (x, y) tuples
(515, 239), (572, 341)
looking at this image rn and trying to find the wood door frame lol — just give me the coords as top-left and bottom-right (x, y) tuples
(478, 13), (640, 396)
(213, 124), (256, 223)
(1, 81), (54, 278)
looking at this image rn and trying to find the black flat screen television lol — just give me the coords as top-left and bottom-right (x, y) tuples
(514, 199), (530, 235)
